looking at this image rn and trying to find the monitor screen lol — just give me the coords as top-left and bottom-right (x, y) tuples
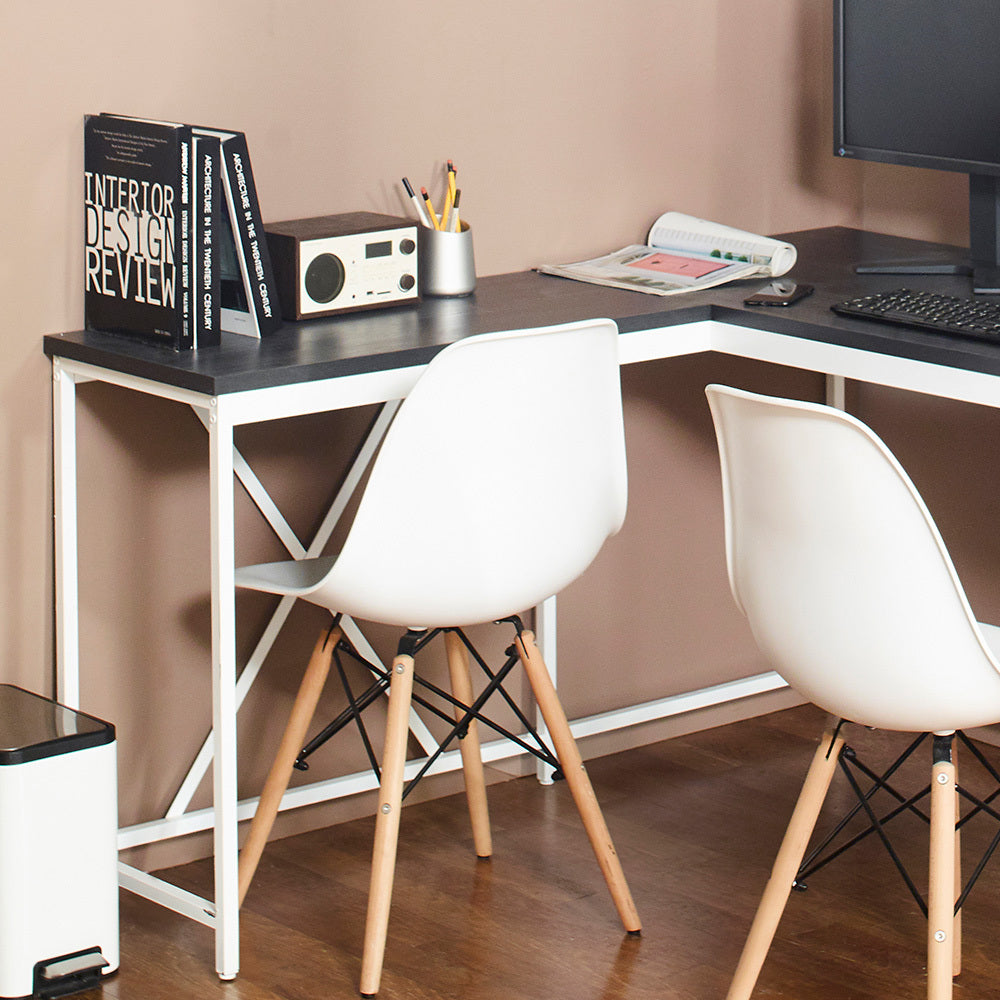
(833, 0), (1000, 291)
(835, 0), (1000, 176)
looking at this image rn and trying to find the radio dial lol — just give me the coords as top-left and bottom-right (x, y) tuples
(400, 238), (416, 255)
(399, 273), (416, 292)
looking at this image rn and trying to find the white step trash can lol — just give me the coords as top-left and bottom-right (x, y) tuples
(0, 685), (118, 998)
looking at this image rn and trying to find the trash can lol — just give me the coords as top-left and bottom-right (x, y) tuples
(0, 685), (118, 998)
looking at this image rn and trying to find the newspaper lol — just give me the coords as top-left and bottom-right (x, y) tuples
(536, 211), (797, 296)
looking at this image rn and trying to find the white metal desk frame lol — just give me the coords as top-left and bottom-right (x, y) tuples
(51, 316), (1000, 980)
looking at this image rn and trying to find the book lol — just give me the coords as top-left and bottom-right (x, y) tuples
(536, 212), (798, 296)
(192, 132), (221, 347)
(193, 126), (282, 338)
(84, 114), (193, 349)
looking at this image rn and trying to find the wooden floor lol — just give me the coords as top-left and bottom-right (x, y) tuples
(89, 705), (1000, 999)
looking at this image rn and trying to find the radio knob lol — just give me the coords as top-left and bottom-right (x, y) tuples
(399, 238), (416, 255)
(399, 273), (416, 292)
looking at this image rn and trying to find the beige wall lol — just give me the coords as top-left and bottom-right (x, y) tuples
(0, 0), (986, 866)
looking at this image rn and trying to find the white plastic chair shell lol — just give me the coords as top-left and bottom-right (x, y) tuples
(236, 319), (628, 627)
(705, 383), (1000, 734)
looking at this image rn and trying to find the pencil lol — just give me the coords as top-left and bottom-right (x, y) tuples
(421, 186), (441, 230)
(442, 161), (457, 230)
(402, 176), (431, 228)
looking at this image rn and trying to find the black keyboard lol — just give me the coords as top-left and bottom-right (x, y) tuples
(831, 288), (1000, 344)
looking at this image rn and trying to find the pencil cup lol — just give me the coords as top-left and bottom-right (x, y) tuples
(419, 223), (476, 297)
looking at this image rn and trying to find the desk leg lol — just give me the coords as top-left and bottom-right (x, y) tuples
(534, 595), (557, 785)
(52, 360), (80, 709)
(826, 374), (846, 410)
(208, 403), (240, 980)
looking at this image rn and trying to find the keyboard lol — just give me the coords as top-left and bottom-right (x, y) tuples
(831, 288), (1000, 344)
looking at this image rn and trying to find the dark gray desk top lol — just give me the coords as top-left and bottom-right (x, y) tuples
(44, 227), (1000, 395)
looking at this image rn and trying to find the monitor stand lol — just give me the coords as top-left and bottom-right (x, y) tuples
(854, 258), (1000, 293)
(853, 174), (1000, 295)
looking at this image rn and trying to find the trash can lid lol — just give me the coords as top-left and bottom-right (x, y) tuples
(0, 685), (115, 765)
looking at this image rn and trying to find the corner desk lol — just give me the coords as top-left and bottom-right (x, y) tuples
(44, 226), (1000, 979)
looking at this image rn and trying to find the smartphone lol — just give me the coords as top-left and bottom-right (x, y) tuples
(744, 280), (814, 307)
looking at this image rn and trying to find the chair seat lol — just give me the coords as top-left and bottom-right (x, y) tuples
(235, 556), (337, 597)
(979, 621), (1000, 663)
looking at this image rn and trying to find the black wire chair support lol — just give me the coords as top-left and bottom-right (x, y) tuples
(291, 622), (563, 802)
(793, 726), (1000, 919)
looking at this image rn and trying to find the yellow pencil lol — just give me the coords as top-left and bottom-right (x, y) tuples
(420, 186), (441, 230)
(441, 161), (457, 231)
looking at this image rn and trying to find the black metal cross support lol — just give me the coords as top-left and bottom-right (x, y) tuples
(290, 623), (563, 799)
(793, 728), (1000, 919)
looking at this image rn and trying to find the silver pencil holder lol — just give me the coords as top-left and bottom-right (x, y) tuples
(419, 223), (476, 297)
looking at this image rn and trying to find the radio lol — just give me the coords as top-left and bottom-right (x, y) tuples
(265, 212), (419, 320)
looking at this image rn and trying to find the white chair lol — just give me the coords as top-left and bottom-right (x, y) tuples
(705, 383), (1000, 1000)
(235, 319), (641, 996)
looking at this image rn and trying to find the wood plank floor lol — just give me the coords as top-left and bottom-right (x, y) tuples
(89, 705), (1000, 999)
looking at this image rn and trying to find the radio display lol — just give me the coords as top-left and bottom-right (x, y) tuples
(366, 240), (392, 259)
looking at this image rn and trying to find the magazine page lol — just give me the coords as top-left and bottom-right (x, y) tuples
(537, 245), (756, 296)
(647, 212), (797, 275)
(536, 211), (797, 296)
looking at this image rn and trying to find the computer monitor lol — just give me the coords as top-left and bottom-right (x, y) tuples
(833, 0), (1000, 293)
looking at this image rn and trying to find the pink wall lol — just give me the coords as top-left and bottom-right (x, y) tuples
(0, 0), (981, 864)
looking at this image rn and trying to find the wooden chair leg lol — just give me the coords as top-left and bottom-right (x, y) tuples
(953, 746), (962, 978)
(444, 630), (492, 858)
(514, 629), (641, 934)
(928, 740), (957, 1000)
(238, 626), (339, 905)
(726, 725), (845, 1000)
(360, 651), (415, 998)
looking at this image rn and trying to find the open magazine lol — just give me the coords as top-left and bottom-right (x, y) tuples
(536, 212), (797, 296)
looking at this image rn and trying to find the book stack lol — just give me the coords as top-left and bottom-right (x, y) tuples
(83, 113), (282, 350)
